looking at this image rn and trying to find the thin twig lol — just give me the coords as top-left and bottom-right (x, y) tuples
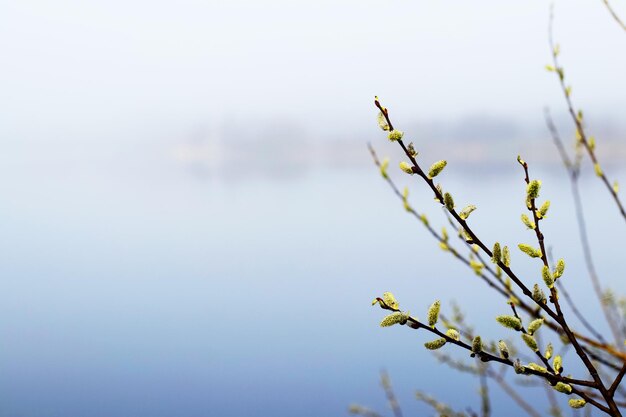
(601, 0), (626, 31)
(545, 108), (622, 348)
(548, 6), (626, 223)
(380, 370), (403, 417)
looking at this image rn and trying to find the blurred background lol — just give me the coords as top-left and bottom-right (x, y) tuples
(0, 1), (625, 416)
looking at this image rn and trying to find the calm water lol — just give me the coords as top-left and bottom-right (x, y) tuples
(0, 140), (624, 417)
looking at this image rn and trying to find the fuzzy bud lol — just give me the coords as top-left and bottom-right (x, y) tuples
(553, 259), (565, 279)
(469, 259), (484, 276)
(527, 318), (544, 335)
(399, 162), (414, 175)
(491, 242), (502, 264)
(518, 244), (542, 258)
(522, 334), (538, 352)
(379, 292), (398, 309)
(527, 362), (547, 373)
(388, 130), (404, 142)
(526, 180), (541, 200)
(496, 315), (522, 331)
(542, 265), (554, 289)
(502, 246), (510, 267)
(424, 338), (447, 350)
(568, 399), (586, 409)
(537, 200), (550, 218)
(427, 300), (441, 327)
(471, 336), (482, 353)
(521, 214), (536, 230)
(544, 343), (553, 360)
(407, 142), (417, 157)
(459, 205), (477, 220)
(594, 163), (603, 177)
(445, 328), (460, 341)
(532, 284), (546, 304)
(402, 187), (411, 212)
(380, 311), (409, 327)
(427, 160), (447, 179)
(444, 192), (454, 211)
(380, 157), (390, 179)
(513, 359), (526, 374)
(498, 340), (509, 359)
(554, 382), (572, 395)
(553, 355), (563, 374)
(377, 112), (390, 131)
(613, 181), (619, 194)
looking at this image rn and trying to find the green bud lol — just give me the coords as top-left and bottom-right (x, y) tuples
(380, 311), (409, 327)
(526, 180), (542, 200)
(537, 200), (550, 218)
(491, 242), (502, 264)
(420, 214), (429, 226)
(383, 292), (399, 309)
(380, 157), (390, 179)
(518, 244), (542, 258)
(427, 300), (441, 327)
(434, 184), (443, 201)
(542, 265), (554, 289)
(496, 315), (522, 331)
(589, 136), (596, 151)
(594, 163), (603, 177)
(428, 160), (447, 179)
(424, 338), (447, 350)
(388, 130), (404, 142)
(445, 328), (460, 341)
(444, 192), (454, 211)
(522, 334), (538, 351)
(498, 340), (509, 359)
(553, 259), (565, 279)
(544, 343), (553, 360)
(399, 161), (414, 175)
(527, 362), (547, 373)
(402, 187), (411, 212)
(545, 65), (556, 72)
(532, 284), (546, 304)
(472, 336), (482, 353)
(527, 318), (544, 335)
(377, 112), (390, 131)
(513, 359), (526, 374)
(568, 399), (586, 409)
(459, 205), (476, 220)
(613, 181), (619, 194)
(521, 214), (536, 230)
(407, 142), (418, 157)
(469, 259), (484, 276)
(554, 382), (572, 395)
(553, 355), (563, 374)
(502, 246), (510, 267)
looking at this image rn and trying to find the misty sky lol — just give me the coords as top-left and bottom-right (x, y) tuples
(1, 0), (625, 143)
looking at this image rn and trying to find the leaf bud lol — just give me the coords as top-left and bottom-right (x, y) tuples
(522, 334), (539, 352)
(496, 315), (522, 331)
(427, 300), (441, 327)
(399, 161), (414, 175)
(424, 338), (447, 350)
(387, 130), (404, 142)
(427, 160), (447, 179)
(568, 399), (586, 409)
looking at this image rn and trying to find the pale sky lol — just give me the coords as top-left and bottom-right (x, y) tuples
(1, 0), (624, 142)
